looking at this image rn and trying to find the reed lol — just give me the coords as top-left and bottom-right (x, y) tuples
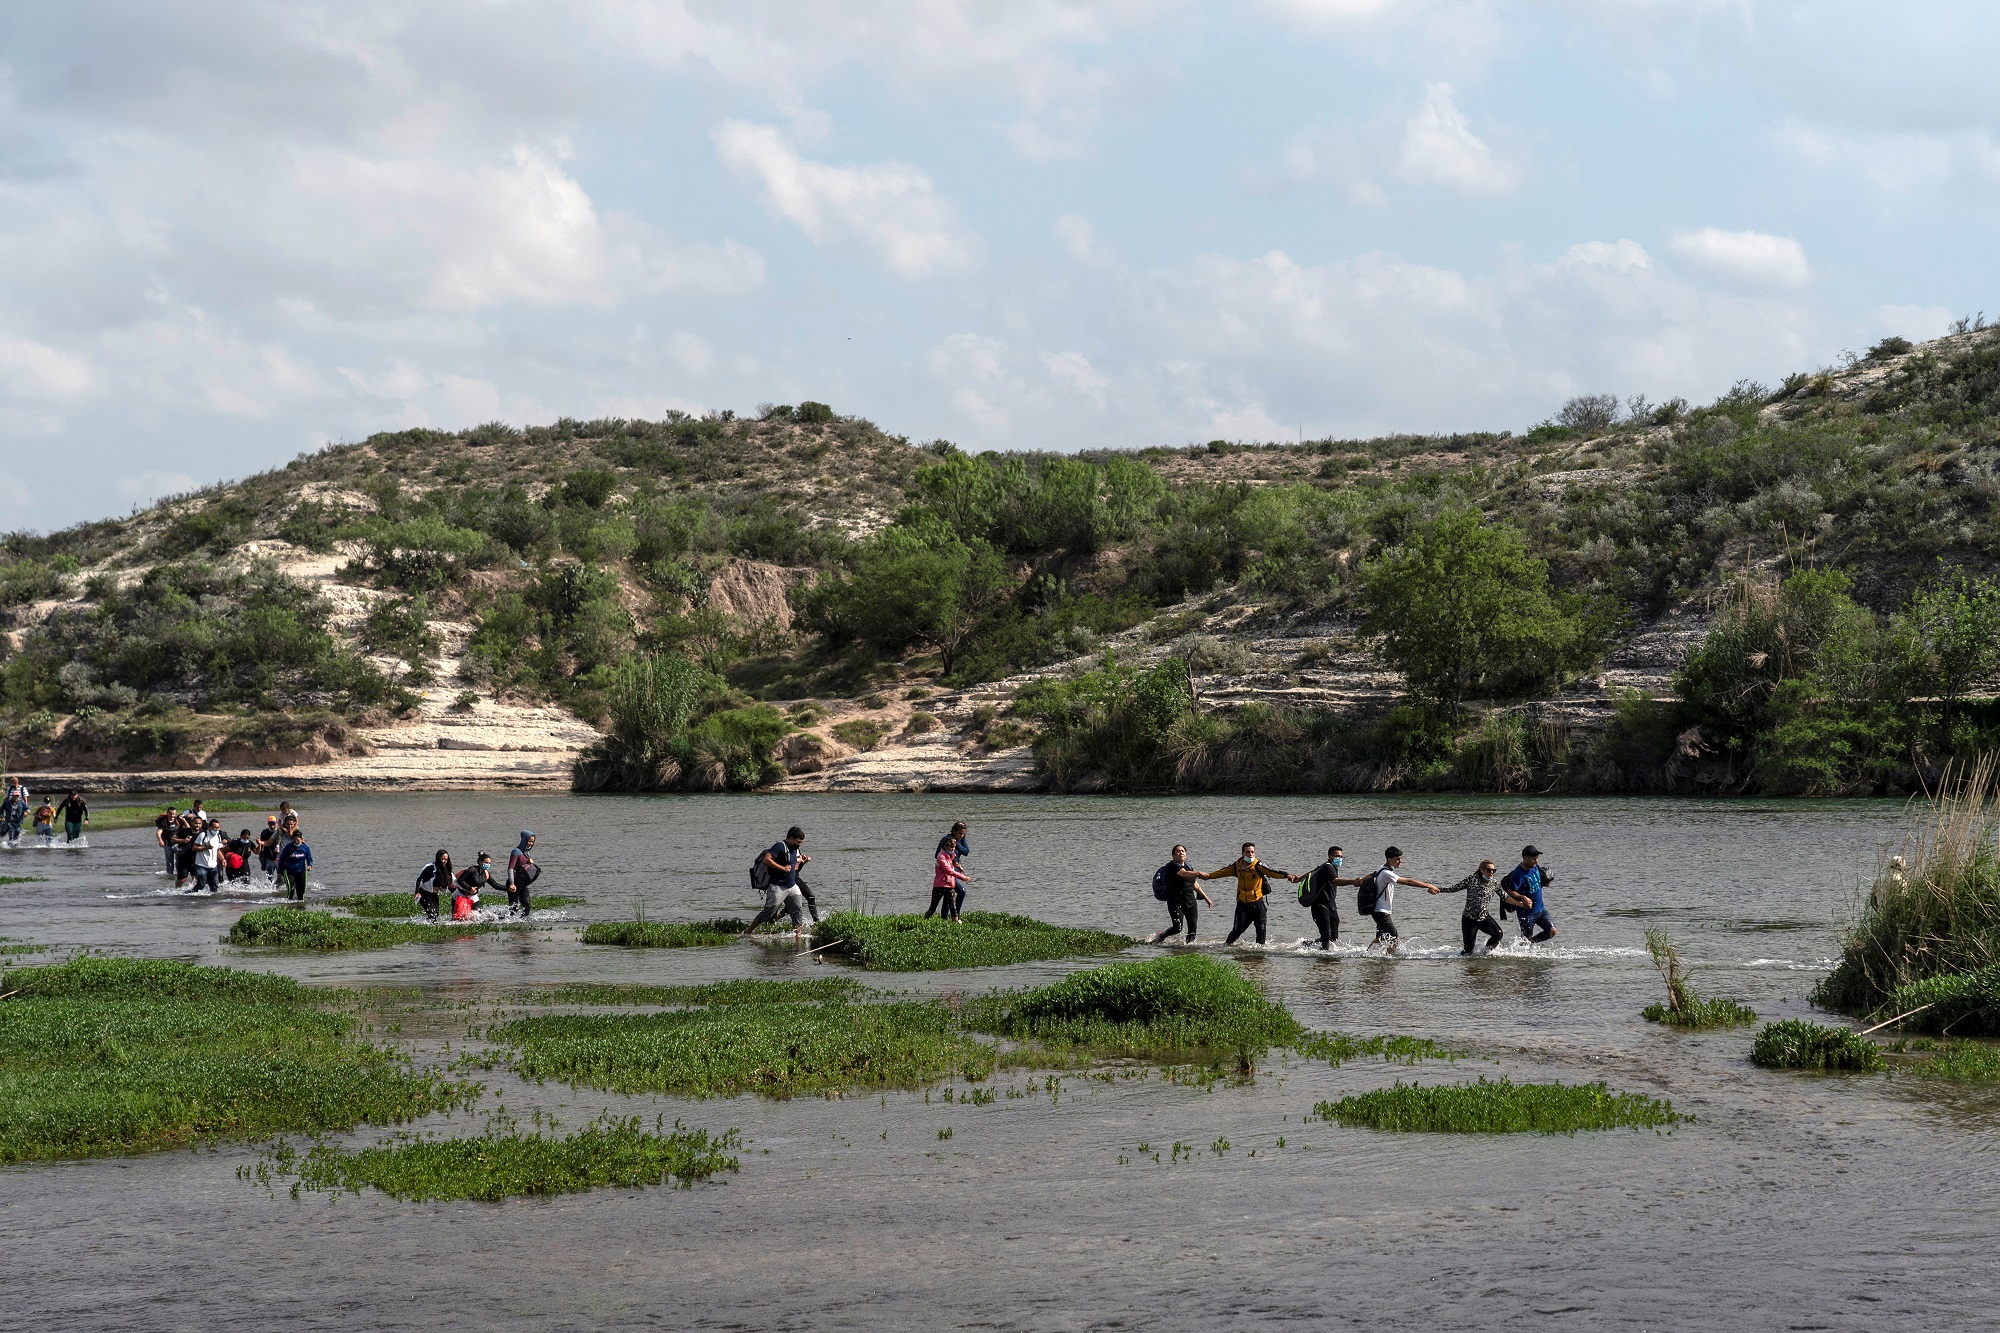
(1314, 1077), (1684, 1134)
(227, 907), (515, 951)
(1641, 929), (1757, 1028)
(248, 1117), (739, 1201)
(1750, 1019), (1882, 1071)
(0, 958), (475, 1162)
(811, 910), (1132, 971)
(1818, 755), (2000, 1018)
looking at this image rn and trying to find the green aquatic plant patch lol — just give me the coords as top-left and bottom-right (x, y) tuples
(580, 918), (749, 948)
(1750, 1019), (1882, 1071)
(0, 958), (474, 1162)
(965, 953), (1299, 1061)
(1315, 1077), (1684, 1134)
(326, 892), (585, 919)
(498, 1001), (992, 1099)
(1877, 964), (2000, 1037)
(1896, 1038), (2000, 1081)
(228, 907), (518, 951)
(812, 910), (1131, 972)
(517, 979), (863, 1007)
(1643, 996), (1758, 1028)
(1292, 1031), (1460, 1066)
(249, 1117), (739, 1202)
(0, 876), (48, 885)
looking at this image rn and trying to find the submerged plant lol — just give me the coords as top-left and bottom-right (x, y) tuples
(1641, 929), (1757, 1028)
(579, 918), (749, 948)
(1315, 1077), (1683, 1134)
(515, 979), (862, 1007)
(811, 910), (1132, 972)
(1750, 1019), (1882, 1071)
(249, 1117), (739, 1202)
(1898, 1038), (2000, 1081)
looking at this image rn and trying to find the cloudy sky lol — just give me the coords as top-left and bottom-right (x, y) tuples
(3, 1), (1997, 531)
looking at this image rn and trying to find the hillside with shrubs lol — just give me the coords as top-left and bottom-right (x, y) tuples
(5, 323), (2000, 797)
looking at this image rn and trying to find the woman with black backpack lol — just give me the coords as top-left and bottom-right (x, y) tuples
(1148, 845), (1213, 944)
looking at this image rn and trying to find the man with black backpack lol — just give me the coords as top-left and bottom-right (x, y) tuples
(1297, 845), (1353, 951)
(1357, 847), (1440, 953)
(749, 826), (811, 943)
(1148, 844), (1213, 944)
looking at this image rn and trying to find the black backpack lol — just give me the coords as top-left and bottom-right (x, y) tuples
(1356, 868), (1387, 916)
(750, 855), (772, 892)
(1152, 862), (1179, 901)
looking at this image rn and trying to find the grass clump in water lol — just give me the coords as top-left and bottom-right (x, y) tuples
(580, 918), (750, 948)
(1817, 757), (2000, 1025)
(1874, 964), (2000, 1037)
(0, 958), (475, 1162)
(811, 910), (1131, 972)
(228, 907), (515, 951)
(326, 892), (584, 918)
(517, 979), (862, 1007)
(1314, 1077), (1684, 1134)
(964, 954), (1298, 1063)
(1750, 1019), (1883, 1071)
(498, 1001), (991, 1099)
(249, 1116), (738, 1201)
(1640, 929), (1757, 1028)
(1887, 1037), (2000, 1080)
(1293, 1031), (1460, 1066)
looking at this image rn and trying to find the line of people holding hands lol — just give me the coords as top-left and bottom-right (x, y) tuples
(1151, 841), (1557, 954)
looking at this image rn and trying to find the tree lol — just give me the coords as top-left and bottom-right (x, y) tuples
(814, 521), (1011, 674)
(1898, 565), (2000, 741)
(1358, 509), (1586, 724)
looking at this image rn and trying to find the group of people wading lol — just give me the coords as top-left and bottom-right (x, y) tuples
(1151, 842), (1557, 954)
(412, 832), (541, 921)
(152, 798), (314, 897)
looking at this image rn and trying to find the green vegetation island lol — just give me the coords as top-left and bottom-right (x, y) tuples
(5, 324), (2000, 797)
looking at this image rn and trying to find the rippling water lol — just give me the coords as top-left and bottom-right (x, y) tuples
(8, 791), (1999, 1331)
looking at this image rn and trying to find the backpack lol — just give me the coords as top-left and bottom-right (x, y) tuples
(1298, 864), (1331, 907)
(1356, 868), (1386, 916)
(750, 855), (772, 893)
(1152, 863), (1179, 901)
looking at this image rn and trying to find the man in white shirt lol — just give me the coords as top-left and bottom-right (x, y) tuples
(189, 818), (226, 894)
(1364, 846), (1440, 954)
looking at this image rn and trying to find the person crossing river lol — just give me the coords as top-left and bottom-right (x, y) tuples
(1297, 845), (1354, 951)
(1358, 847), (1441, 954)
(1149, 844), (1214, 945)
(1200, 842), (1300, 947)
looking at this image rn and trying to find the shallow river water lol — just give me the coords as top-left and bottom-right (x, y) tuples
(7, 792), (1999, 1332)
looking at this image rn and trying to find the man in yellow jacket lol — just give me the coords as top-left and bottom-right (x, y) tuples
(1202, 842), (1300, 946)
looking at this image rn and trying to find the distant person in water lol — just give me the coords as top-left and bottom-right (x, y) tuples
(926, 821), (970, 920)
(454, 853), (493, 920)
(1297, 846), (1352, 951)
(414, 850), (453, 922)
(1149, 844), (1213, 944)
(1432, 858), (1505, 955)
(187, 819), (225, 894)
(1, 780), (27, 844)
(225, 828), (254, 882)
(257, 817), (281, 881)
(32, 799), (55, 841)
(1361, 848), (1440, 954)
(57, 791), (88, 844)
(749, 826), (810, 943)
(1502, 845), (1556, 943)
(277, 829), (312, 901)
(172, 809), (199, 888)
(1202, 842), (1299, 947)
(506, 831), (538, 917)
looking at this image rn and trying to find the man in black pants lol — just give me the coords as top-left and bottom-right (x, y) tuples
(1203, 842), (1299, 947)
(1299, 845), (1352, 950)
(1149, 844), (1214, 944)
(1432, 858), (1504, 955)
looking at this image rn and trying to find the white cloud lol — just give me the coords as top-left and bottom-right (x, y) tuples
(1255, 0), (1403, 31)
(1395, 82), (1520, 195)
(1054, 214), (1098, 260)
(666, 332), (713, 376)
(1668, 226), (1812, 287)
(714, 120), (981, 278)
(1042, 350), (1108, 408)
(925, 332), (1018, 433)
(1774, 119), (2000, 194)
(0, 334), (92, 400)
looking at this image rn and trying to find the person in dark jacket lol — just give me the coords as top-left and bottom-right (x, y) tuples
(277, 830), (313, 901)
(1298, 845), (1354, 951)
(414, 850), (453, 922)
(1431, 859), (1505, 955)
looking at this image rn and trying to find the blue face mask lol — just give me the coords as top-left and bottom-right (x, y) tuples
(1330, 857), (1343, 868)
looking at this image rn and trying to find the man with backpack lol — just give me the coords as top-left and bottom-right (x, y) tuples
(1358, 847), (1441, 953)
(1502, 845), (1557, 943)
(1297, 845), (1352, 951)
(749, 826), (811, 943)
(1148, 844), (1214, 944)
(1201, 842), (1300, 947)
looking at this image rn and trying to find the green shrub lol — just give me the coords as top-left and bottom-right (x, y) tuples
(1314, 1077), (1683, 1134)
(964, 954), (1300, 1060)
(811, 911), (1132, 972)
(1750, 1020), (1882, 1071)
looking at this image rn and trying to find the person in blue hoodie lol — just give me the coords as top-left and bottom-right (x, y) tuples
(277, 828), (313, 902)
(1501, 845), (1556, 943)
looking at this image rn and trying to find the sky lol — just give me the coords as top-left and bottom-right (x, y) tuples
(2, 1), (1998, 532)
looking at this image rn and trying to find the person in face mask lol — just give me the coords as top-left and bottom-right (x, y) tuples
(507, 832), (539, 917)
(1431, 858), (1505, 955)
(1200, 842), (1300, 947)
(452, 852), (492, 921)
(1297, 845), (1354, 951)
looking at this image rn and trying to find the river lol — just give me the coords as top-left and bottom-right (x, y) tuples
(5, 791), (1996, 1331)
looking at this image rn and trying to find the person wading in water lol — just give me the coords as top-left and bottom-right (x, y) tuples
(1201, 842), (1299, 947)
(1149, 844), (1213, 945)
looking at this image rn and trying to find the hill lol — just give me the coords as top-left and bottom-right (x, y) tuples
(4, 327), (2000, 796)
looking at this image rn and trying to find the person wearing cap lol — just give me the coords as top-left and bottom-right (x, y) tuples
(257, 816), (281, 882)
(507, 831), (538, 917)
(155, 806), (180, 875)
(1362, 847), (1441, 953)
(1501, 845), (1556, 943)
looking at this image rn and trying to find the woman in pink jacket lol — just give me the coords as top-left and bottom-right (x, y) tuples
(928, 822), (971, 923)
